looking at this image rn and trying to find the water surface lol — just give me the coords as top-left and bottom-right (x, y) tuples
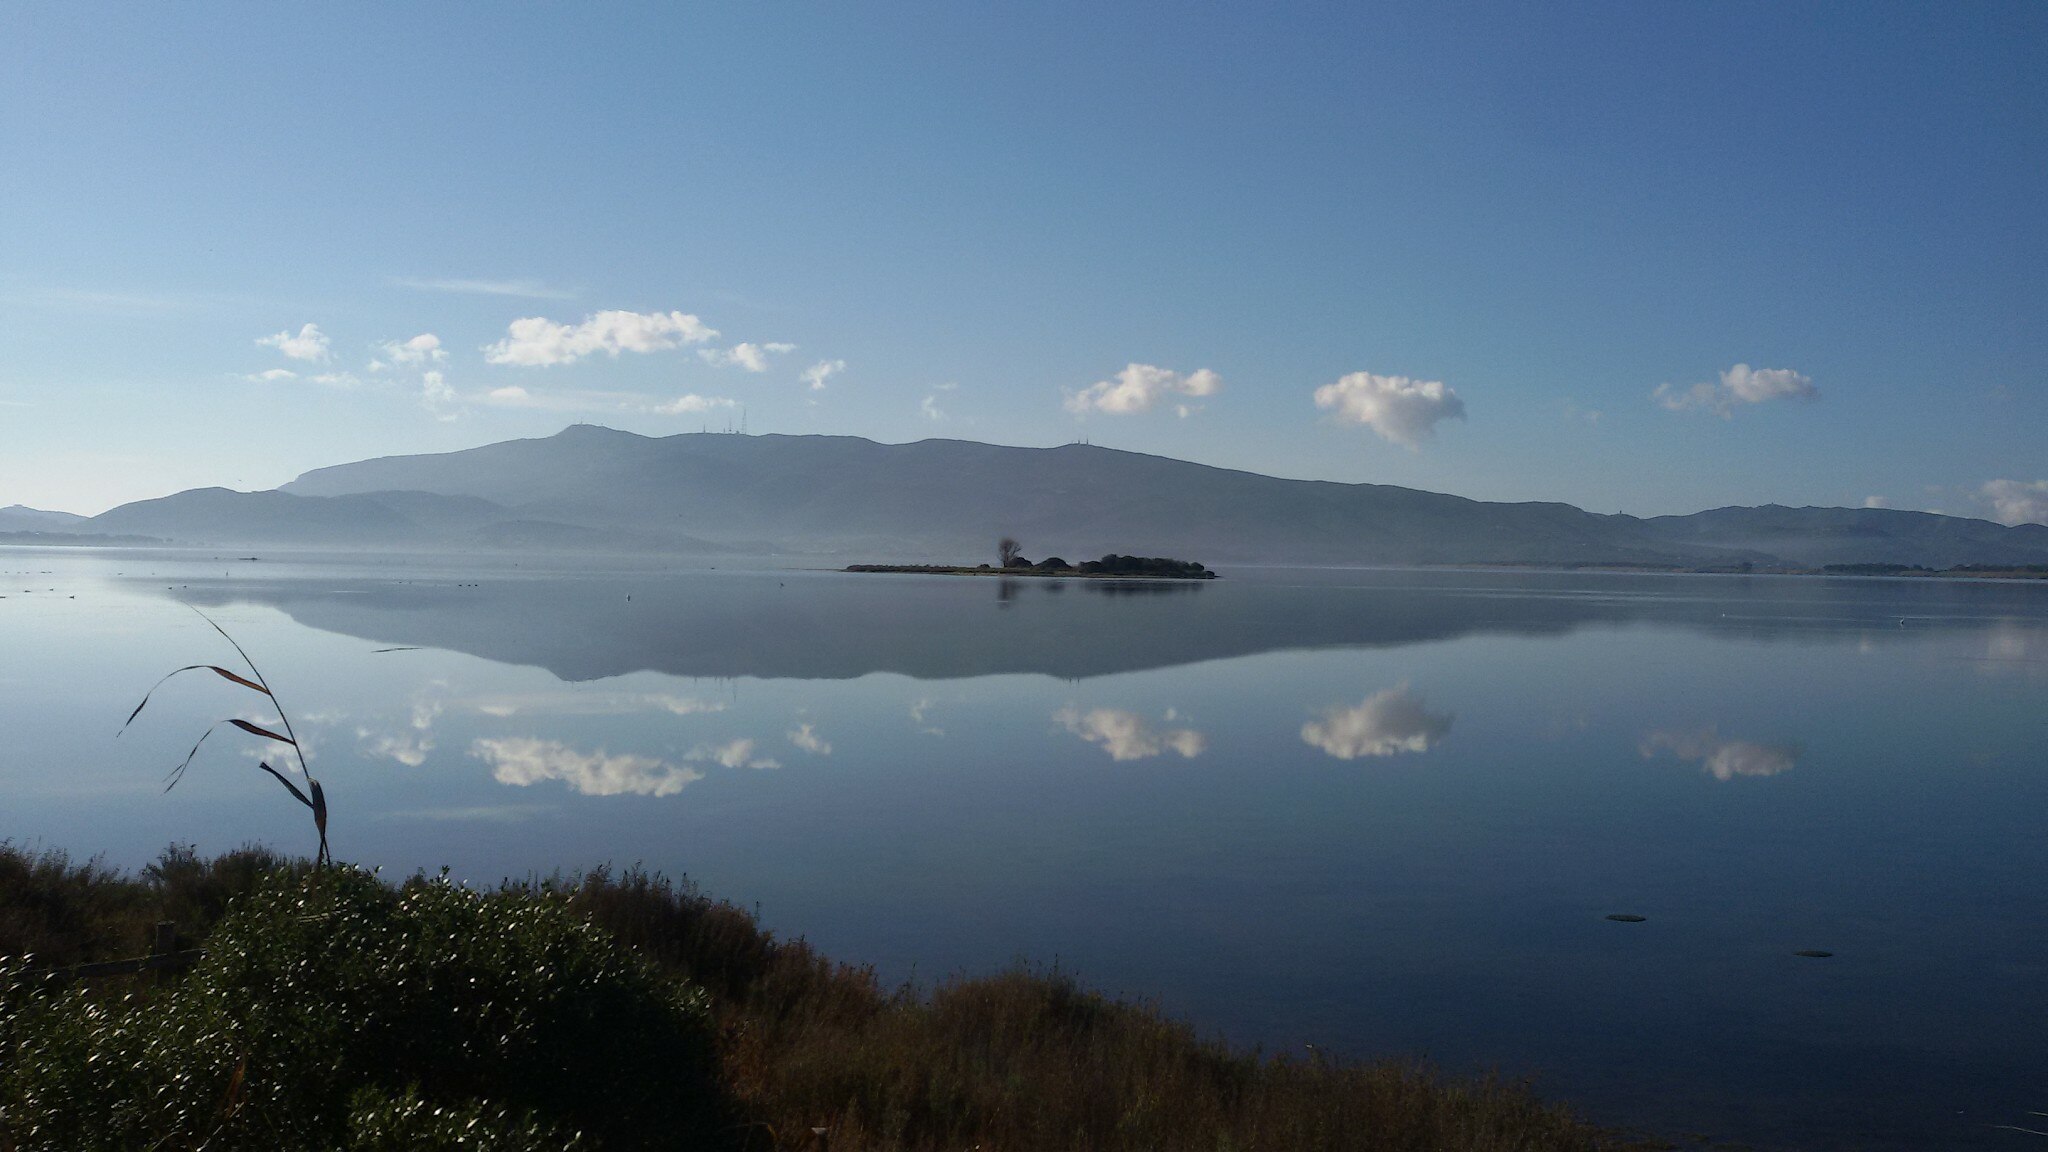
(3, 549), (2044, 1150)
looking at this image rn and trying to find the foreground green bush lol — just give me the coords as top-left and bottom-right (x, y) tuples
(0, 866), (721, 1151)
(2, 847), (1657, 1151)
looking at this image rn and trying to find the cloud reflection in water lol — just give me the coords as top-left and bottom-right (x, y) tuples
(356, 691), (447, 766)
(467, 692), (727, 718)
(1301, 685), (1452, 760)
(1054, 706), (1207, 761)
(1639, 728), (1796, 780)
(686, 737), (780, 771)
(472, 737), (706, 797)
(786, 723), (832, 755)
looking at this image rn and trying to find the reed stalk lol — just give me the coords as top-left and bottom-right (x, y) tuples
(118, 605), (329, 866)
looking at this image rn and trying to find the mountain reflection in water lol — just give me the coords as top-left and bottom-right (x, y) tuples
(158, 566), (2037, 682)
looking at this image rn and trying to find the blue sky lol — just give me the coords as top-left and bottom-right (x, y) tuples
(2, 1), (2043, 521)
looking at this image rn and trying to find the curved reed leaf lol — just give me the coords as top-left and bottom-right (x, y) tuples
(310, 778), (330, 866)
(257, 760), (315, 810)
(228, 718), (295, 745)
(164, 718), (235, 791)
(118, 664), (272, 734)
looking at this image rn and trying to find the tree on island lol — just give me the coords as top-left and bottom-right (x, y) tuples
(998, 536), (1024, 567)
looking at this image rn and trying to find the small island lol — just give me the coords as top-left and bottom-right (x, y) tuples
(849, 538), (1218, 580)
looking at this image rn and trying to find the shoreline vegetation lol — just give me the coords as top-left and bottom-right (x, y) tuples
(0, 842), (1661, 1151)
(848, 552), (1220, 580)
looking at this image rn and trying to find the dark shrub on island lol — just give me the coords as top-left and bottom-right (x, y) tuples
(1078, 553), (1216, 578)
(847, 552), (1218, 579)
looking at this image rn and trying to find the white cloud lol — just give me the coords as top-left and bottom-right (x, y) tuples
(1655, 364), (1816, 418)
(421, 370), (455, 408)
(1313, 372), (1465, 448)
(245, 368), (298, 382)
(801, 359), (846, 391)
(484, 309), (719, 367)
(256, 323), (331, 362)
(786, 723), (832, 756)
(472, 736), (704, 797)
(655, 393), (738, 416)
(1981, 479), (2048, 526)
(1639, 728), (1796, 781)
(1054, 706), (1207, 761)
(1722, 364), (1816, 404)
(685, 737), (780, 771)
(471, 383), (736, 417)
(921, 395), (945, 421)
(480, 384), (618, 409)
(391, 276), (576, 300)
(1301, 685), (1452, 760)
(379, 333), (447, 366)
(1862, 495), (1891, 509)
(698, 341), (796, 373)
(1065, 363), (1222, 416)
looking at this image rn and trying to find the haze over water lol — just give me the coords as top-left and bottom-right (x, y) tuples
(4, 548), (2044, 1150)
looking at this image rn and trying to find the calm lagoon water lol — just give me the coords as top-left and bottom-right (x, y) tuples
(3, 548), (2045, 1149)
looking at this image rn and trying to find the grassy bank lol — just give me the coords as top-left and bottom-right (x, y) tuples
(0, 843), (1661, 1151)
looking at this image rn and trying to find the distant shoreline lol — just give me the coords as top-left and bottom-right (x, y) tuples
(845, 563), (1218, 580)
(1453, 560), (2048, 581)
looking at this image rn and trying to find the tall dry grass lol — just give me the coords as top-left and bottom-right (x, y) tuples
(548, 865), (1662, 1152)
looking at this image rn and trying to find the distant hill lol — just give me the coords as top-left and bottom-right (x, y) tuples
(0, 504), (90, 533)
(62, 426), (2048, 568)
(84, 485), (712, 553)
(1636, 504), (2048, 567)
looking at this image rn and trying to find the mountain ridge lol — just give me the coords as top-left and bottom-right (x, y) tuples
(43, 426), (2048, 568)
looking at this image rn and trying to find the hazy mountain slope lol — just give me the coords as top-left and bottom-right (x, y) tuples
(84, 484), (720, 552)
(0, 505), (90, 533)
(101, 425), (2046, 566)
(1642, 505), (2048, 568)
(284, 426), (1712, 564)
(89, 488), (431, 545)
